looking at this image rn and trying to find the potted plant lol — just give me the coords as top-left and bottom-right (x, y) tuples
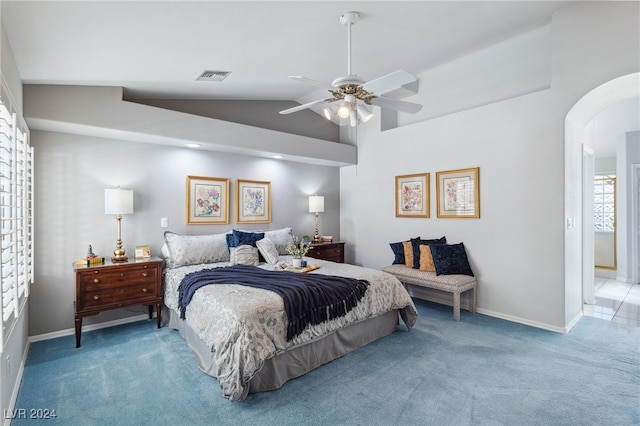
(286, 235), (310, 268)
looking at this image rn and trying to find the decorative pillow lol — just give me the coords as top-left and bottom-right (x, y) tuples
(225, 233), (236, 250)
(402, 241), (414, 268)
(430, 242), (474, 276)
(256, 238), (280, 265)
(418, 244), (436, 272)
(263, 227), (293, 255)
(390, 240), (410, 265)
(411, 236), (447, 269)
(163, 231), (230, 269)
(228, 230), (266, 262)
(230, 245), (259, 266)
(232, 230), (265, 247)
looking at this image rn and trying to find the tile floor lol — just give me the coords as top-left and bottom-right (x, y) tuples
(583, 276), (640, 327)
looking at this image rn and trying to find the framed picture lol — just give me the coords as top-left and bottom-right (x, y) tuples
(436, 167), (480, 218)
(236, 179), (271, 224)
(186, 176), (229, 224)
(395, 173), (430, 218)
(135, 245), (151, 259)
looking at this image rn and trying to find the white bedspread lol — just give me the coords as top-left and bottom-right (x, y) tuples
(164, 256), (417, 401)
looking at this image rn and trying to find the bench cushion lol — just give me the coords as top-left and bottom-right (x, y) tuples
(382, 265), (476, 290)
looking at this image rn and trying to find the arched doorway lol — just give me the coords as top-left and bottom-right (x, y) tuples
(565, 72), (640, 327)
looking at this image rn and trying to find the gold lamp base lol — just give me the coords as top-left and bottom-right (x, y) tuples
(111, 243), (128, 263)
(111, 215), (128, 262)
(313, 212), (320, 242)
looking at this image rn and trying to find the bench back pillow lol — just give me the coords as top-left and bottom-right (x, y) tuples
(429, 242), (474, 276)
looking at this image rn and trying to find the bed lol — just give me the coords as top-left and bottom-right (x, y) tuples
(161, 229), (418, 401)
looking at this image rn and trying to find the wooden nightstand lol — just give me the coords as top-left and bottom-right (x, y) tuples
(74, 257), (163, 347)
(307, 241), (345, 263)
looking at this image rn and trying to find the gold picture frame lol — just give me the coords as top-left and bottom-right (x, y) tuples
(395, 173), (430, 218)
(236, 179), (271, 224)
(436, 167), (480, 218)
(186, 176), (230, 224)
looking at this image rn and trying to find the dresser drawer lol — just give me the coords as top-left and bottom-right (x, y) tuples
(79, 264), (158, 291)
(307, 242), (345, 263)
(81, 282), (158, 309)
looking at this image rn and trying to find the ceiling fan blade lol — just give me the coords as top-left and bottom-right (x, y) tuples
(370, 96), (423, 114)
(279, 98), (327, 115)
(361, 70), (417, 95)
(288, 76), (333, 91)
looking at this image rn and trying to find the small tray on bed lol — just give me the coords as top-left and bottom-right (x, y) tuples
(278, 264), (320, 273)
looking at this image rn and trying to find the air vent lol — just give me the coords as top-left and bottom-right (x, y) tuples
(196, 70), (231, 82)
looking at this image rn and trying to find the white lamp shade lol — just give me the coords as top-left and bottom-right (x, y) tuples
(105, 188), (134, 215)
(308, 195), (325, 213)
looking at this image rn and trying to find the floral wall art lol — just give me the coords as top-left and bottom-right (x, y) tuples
(186, 176), (229, 224)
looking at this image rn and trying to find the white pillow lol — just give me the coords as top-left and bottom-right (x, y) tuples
(256, 238), (279, 264)
(263, 227), (293, 255)
(230, 245), (259, 266)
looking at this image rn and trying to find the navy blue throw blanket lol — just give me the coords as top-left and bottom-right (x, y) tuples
(178, 265), (369, 341)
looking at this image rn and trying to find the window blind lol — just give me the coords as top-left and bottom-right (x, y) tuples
(0, 80), (33, 352)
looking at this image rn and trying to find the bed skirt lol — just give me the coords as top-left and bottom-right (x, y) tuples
(163, 305), (400, 395)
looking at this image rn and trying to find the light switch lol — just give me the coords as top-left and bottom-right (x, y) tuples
(161, 218), (168, 228)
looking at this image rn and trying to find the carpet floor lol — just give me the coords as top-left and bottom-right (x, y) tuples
(10, 299), (640, 425)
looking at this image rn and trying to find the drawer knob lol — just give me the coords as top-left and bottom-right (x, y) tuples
(142, 288), (148, 293)
(93, 279), (100, 284)
(93, 295), (99, 300)
(142, 272), (148, 277)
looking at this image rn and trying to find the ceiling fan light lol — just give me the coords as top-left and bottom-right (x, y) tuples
(337, 101), (352, 119)
(323, 107), (333, 120)
(357, 103), (374, 122)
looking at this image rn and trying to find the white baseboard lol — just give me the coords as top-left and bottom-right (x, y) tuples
(406, 283), (572, 334)
(29, 314), (152, 343)
(3, 340), (29, 426)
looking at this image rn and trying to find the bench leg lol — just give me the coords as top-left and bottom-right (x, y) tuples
(453, 292), (461, 321)
(469, 286), (477, 314)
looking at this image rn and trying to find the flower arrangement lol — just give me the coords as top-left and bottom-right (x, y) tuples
(286, 235), (310, 258)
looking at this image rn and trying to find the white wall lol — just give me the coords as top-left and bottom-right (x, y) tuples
(617, 131), (640, 283)
(29, 131), (341, 336)
(341, 1), (639, 331)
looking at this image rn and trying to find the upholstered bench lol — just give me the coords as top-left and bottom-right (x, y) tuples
(382, 264), (477, 321)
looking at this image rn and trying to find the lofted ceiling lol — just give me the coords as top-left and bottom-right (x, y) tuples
(2, 1), (572, 101)
(3, 0), (630, 158)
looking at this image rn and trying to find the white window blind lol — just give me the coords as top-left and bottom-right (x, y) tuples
(0, 80), (33, 352)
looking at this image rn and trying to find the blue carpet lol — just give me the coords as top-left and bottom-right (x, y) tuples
(11, 299), (640, 425)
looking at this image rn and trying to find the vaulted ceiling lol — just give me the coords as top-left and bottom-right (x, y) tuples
(2, 1), (571, 101)
(5, 1), (631, 159)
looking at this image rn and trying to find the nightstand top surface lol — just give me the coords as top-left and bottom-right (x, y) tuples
(73, 256), (162, 271)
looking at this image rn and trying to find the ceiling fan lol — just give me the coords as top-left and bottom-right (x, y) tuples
(279, 11), (423, 126)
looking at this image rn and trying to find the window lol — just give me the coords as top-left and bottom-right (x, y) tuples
(0, 79), (33, 352)
(594, 174), (615, 232)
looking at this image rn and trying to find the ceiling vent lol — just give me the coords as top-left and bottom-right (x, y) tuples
(196, 70), (231, 82)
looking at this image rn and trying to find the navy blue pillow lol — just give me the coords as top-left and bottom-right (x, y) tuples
(225, 233), (236, 251)
(411, 236), (447, 269)
(233, 230), (264, 247)
(390, 241), (410, 265)
(430, 242), (474, 276)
